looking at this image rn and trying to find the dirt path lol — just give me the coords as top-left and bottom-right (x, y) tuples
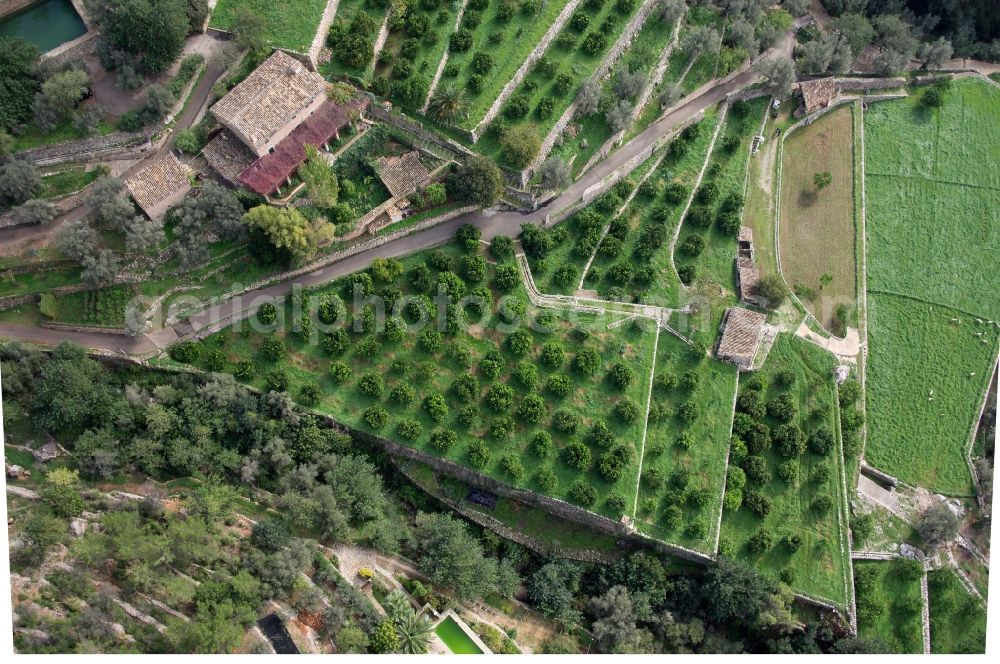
(795, 321), (861, 358)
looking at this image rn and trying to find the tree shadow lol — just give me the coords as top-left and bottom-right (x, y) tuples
(798, 188), (817, 208)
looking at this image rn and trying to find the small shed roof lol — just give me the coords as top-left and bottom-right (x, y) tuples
(376, 151), (430, 199)
(717, 307), (767, 363)
(124, 153), (190, 219)
(210, 51), (327, 150)
(738, 226), (754, 243)
(202, 129), (257, 185)
(798, 78), (837, 114)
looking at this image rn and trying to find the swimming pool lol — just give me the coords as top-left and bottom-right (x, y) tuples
(434, 616), (484, 654)
(0, 0), (87, 53)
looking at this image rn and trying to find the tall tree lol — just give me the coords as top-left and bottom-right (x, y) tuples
(86, 0), (191, 73)
(243, 205), (333, 262)
(0, 37), (42, 131)
(299, 145), (339, 208)
(412, 512), (498, 601)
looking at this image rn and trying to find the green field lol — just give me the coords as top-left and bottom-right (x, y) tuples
(179, 242), (657, 520)
(863, 79), (1000, 320)
(634, 330), (737, 553)
(719, 334), (851, 607)
(854, 559), (924, 653)
(865, 294), (996, 494)
(927, 568), (986, 654)
(210, 0), (328, 52)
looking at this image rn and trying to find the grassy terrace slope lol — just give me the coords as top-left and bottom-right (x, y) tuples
(863, 79), (1000, 493)
(778, 104), (856, 332)
(210, 0), (328, 52)
(177, 243), (658, 521)
(720, 334), (850, 607)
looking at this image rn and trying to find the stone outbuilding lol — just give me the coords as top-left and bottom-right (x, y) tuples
(716, 307), (767, 369)
(123, 153), (191, 219)
(736, 226), (764, 307)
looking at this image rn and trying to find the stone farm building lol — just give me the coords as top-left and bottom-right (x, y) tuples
(736, 226), (764, 307)
(124, 153), (191, 219)
(203, 50), (368, 197)
(716, 307), (767, 369)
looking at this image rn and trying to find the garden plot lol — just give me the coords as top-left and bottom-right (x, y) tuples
(210, 0), (329, 52)
(674, 96), (767, 294)
(444, 0), (573, 130)
(47, 284), (135, 328)
(178, 242), (659, 520)
(865, 294), (997, 495)
(863, 78), (1000, 320)
(927, 568), (987, 653)
(719, 334), (851, 607)
(374, 3), (463, 110)
(633, 331), (737, 553)
(854, 559), (925, 654)
(778, 104), (857, 334)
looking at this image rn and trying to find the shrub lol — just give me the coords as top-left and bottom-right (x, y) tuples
(430, 429), (457, 452)
(535, 466), (557, 491)
(562, 441), (592, 470)
(774, 423), (807, 457)
(489, 415), (515, 440)
(397, 418), (423, 440)
(574, 348), (602, 376)
(808, 428), (834, 455)
(517, 394), (547, 423)
(513, 361), (539, 389)
(485, 383), (515, 412)
(743, 456), (771, 485)
(266, 369), (289, 392)
(568, 481), (597, 506)
(423, 393), (449, 422)
(330, 361), (351, 383)
(545, 374), (573, 397)
(358, 373), (385, 399)
(552, 409), (579, 434)
(782, 533), (802, 552)
(679, 234), (705, 256)
(530, 431), (553, 457)
(364, 406), (388, 428)
(607, 362), (635, 389)
(615, 398), (640, 423)
(539, 341), (565, 368)
(747, 528), (773, 554)
(468, 440), (490, 468)
(812, 494), (834, 514)
(500, 453), (525, 481)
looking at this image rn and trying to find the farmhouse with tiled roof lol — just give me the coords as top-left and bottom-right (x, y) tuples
(124, 153), (191, 219)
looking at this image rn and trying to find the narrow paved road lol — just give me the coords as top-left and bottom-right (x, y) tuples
(0, 32), (795, 355)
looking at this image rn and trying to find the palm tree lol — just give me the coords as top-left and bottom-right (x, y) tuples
(383, 590), (412, 625)
(394, 611), (433, 654)
(427, 85), (470, 127)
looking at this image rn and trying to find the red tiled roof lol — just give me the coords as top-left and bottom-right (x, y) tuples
(239, 96), (369, 196)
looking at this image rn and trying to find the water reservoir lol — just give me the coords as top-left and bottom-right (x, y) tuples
(0, 0), (87, 53)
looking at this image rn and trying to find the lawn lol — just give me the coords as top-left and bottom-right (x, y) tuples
(927, 568), (986, 654)
(719, 334), (851, 607)
(177, 241), (659, 521)
(863, 78), (1000, 320)
(864, 294), (997, 495)
(445, 0), (572, 130)
(633, 330), (737, 553)
(9, 112), (115, 152)
(853, 559), (924, 653)
(778, 104), (857, 333)
(209, 0), (329, 52)
(674, 96), (768, 296)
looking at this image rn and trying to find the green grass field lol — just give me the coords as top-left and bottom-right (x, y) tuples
(719, 334), (851, 607)
(927, 568), (986, 654)
(181, 243), (658, 520)
(865, 294), (996, 494)
(634, 331), (737, 553)
(863, 79), (1000, 320)
(210, 0), (328, 52)
(778, 104), (857, 332)
(854, 560), (924, 653)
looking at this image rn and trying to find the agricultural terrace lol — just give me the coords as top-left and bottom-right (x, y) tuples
(210, 0), (328, 52)
(853, 559), (925, 654)
(558, 5), (677, 173)
(173, 240), (660, 521)
(674, 96), (768, 298)
(863, 78), (1000, 493)
(441, 0), (572, 130)
(44, 285), (134, 328)
(865, 295), (997, 495)
(372, 1), (463, 109)
(778, 104), (857, 334)
(633, 331), (737, 554)
(535, 150), (663, 297)
(719, 334), (850, 607)
(322, 0), (392, 81)
(475, 0), (652, 170)
(927, 568), (987, 654)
